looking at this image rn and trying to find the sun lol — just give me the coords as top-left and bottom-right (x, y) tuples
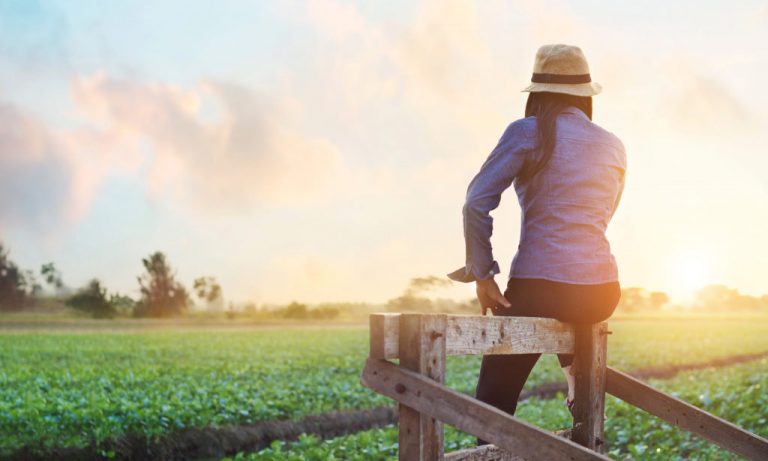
(668, 250), (714, 300)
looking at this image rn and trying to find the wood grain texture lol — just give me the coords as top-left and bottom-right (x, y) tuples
(361, 358), (610, 461)
(444, 444), (523, 461)
(369, 313), (399, 359)
(398, 314), (423, 461)
(444, 429), (575, 460)
(369, 314), (574, 359)
(421, 315), (447, 461)
(606, 367), (768, 461)
(445, 316), (574, 356)
(571, 323), (608, 453)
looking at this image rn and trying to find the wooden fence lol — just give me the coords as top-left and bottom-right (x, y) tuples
(360, 313), (768, 460)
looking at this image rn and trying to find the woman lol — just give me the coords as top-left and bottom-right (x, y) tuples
(447, 44), (626, 430)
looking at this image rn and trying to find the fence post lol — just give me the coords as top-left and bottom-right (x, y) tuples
(572, 322), (608, 453)
(398, 314), (447, 461)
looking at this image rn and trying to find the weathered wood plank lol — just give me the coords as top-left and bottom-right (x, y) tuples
(421, 315), (447, 460)
(360, 358), (610, 461)
(369, 313), (399, 359)
(572, 323), (608, 453)
(444, 429), (575, 461)
(369, 314), (575, 359)
(606, 367), (768, 461)
(444, 444), (522, 461)
(446, 316), (574, 356)
(399, 314), (423, 461)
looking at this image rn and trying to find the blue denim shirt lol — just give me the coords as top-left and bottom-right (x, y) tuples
(448, 107), (626, 284)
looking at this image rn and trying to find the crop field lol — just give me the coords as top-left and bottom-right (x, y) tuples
(232, 358), (768, 461)
(1, 317), (767, 460)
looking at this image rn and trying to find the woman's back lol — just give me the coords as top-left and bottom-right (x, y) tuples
(511, 106), (626, 284)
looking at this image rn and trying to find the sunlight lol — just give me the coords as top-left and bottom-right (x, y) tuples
(668, 250), (714, 300)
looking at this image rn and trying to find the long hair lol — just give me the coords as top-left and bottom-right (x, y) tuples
(518, 92), (593, 183)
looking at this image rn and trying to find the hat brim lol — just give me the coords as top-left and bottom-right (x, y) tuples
(522, 81), (602, 97)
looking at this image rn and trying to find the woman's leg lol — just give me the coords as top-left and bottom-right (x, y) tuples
(557, 354), (576, 404)
(475, 352), (541, 445)
(473, 279), (558, 444)
(493, 278), (621, 418)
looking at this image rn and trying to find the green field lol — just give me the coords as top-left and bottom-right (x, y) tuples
(234, 358), (768, 461)
(1, 317), (767, 459)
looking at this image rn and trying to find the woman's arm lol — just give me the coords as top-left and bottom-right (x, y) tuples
(447, 122), (531, 312)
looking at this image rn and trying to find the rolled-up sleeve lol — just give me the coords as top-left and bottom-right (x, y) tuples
(447, 122), (529, 283)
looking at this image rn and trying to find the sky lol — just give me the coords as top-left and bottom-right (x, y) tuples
(1, 0), (767, 305)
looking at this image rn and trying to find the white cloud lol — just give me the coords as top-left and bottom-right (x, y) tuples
(71, 74), (344, 211)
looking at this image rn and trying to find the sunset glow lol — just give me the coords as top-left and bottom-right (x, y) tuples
(1, 1), (766, 305)
(668, 250), (715, 300)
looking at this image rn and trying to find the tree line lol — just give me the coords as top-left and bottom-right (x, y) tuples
(3, 240), (766, 319)
(383, 275), (768, 314)
(0, 243), (222, 318)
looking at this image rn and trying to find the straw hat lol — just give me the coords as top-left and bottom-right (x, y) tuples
(522, 44), (602, 97)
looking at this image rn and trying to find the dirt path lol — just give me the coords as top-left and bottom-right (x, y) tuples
(5, 351), (766, 461)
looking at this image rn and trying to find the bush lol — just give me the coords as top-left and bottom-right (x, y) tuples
(0, 243), (28, 311)
(282, 302), (308, 319)
(310, 306), (340, 320)
(66, 279), (116, 318)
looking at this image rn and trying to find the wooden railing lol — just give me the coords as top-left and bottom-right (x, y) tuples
(360, 313), (768, 460)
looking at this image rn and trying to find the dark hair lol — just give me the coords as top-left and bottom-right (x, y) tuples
(518, 92), (592, 182)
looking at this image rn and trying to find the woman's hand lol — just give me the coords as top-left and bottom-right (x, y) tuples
(476, 278), (511, 315)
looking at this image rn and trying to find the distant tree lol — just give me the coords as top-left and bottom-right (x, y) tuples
(616, 287), (645, 313)
(109, 293), (136, 316)
(66, 279), (116, 318)
(40, 262), (65, 292)
(134, 252), (188, 318)
(0, 243), (27, 311)
(242, 302), (258, 314)
(616, 287), (670, 313)
(385, 274), (454, 313)
(23, 270), (43, 297)
(694, 284), (761, 312)
(193, 276), (223, 310)
(282, 301), (308, 319)
(310, 305), (340, 320)
(648, 291), (670, 310)
(386, 294), (433, 312)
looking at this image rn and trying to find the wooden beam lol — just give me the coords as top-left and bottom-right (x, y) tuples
(445, 444), (522, 461)
(444, 428), (574, 461)
(606, 367), (768, 461)
(360, 358), (610, 461)
(571, 323), (608, 453)
(398, 314), (447, 460)
(369, 314), (575, 359)
(421, 315), (447, 461)
(370, 313), (399, 359)
(398, 314), (423, 461)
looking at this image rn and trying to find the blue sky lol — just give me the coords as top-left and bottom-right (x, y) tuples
(2, 0), (767, 305)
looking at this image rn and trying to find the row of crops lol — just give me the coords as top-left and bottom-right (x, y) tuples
(1, 317), (767, 459)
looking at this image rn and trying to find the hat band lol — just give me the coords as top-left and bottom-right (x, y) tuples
(531, 73), (591, 84)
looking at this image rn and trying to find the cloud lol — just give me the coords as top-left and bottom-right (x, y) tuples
(72, 74), (343, 211)
(0, 102), (125, 235)
(1, 73), (345, 236)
